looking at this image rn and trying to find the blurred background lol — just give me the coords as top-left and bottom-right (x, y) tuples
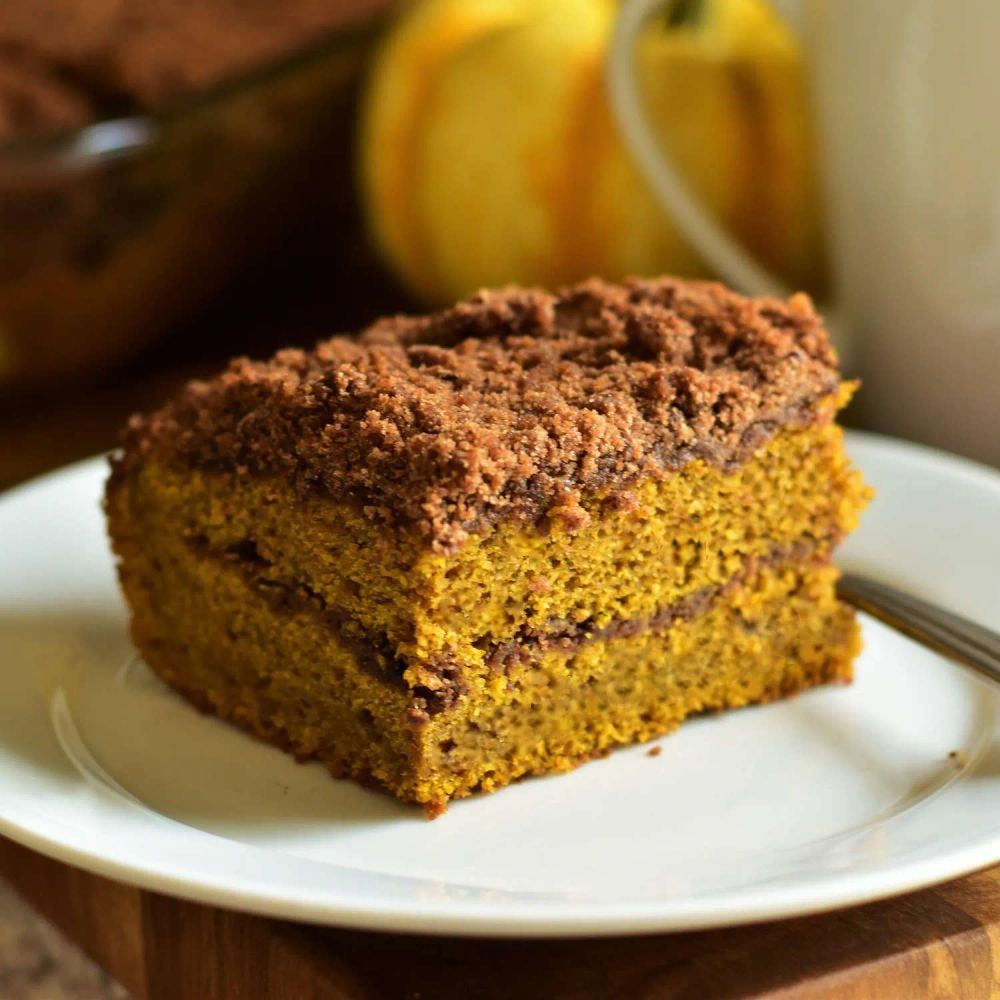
(0, 0), (996, 492)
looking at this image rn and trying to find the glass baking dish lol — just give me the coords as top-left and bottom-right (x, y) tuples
(0, 15), (387, 387)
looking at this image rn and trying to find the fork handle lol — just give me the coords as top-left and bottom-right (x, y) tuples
(837, 572), (1000, 687)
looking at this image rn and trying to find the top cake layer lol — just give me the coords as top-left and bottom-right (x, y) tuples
(117, 276), (843, 550)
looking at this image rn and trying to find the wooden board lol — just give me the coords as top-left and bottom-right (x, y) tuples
(3, 837), (999, 999)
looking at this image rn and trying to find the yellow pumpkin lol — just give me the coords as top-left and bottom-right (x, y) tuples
(360, 0), (822, 305)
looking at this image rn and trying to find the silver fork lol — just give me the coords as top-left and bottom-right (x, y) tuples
(838, 573), (1000, 686)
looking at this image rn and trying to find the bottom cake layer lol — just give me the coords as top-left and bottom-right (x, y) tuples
(119, 533), (859, 816)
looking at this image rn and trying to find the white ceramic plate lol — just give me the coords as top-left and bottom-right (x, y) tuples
(1, 432), (999, 937)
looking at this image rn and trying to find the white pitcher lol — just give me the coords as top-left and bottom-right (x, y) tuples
(608, 0), (1000, 466)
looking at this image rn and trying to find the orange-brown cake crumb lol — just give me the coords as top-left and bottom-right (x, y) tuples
(106, 276), (870, 815)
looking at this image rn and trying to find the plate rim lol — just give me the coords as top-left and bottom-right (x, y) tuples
(1, 430), (999, 937)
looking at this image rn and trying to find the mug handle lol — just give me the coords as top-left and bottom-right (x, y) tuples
(606, 0), (794, 300)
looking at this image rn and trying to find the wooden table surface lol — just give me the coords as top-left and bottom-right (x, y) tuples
(2, 837), (1000, 999)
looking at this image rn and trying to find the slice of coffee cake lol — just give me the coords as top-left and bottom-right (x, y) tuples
(105, 276), (870, 815)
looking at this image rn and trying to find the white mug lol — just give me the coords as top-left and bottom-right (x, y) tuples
(609, 0), (1000, 467)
